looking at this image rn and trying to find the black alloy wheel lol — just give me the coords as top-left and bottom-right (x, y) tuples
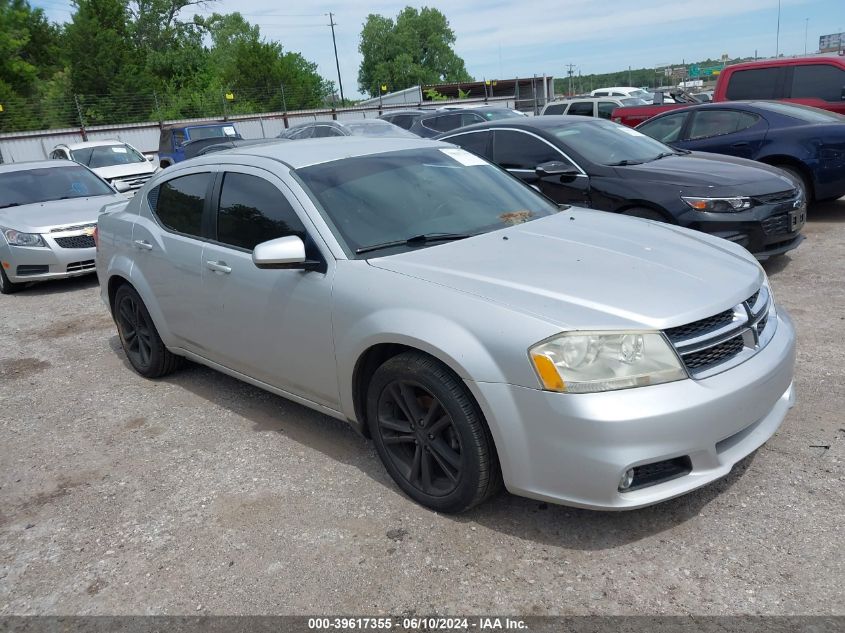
(377, 379), (464, 497)
(367, 351), (502, 513)
(113, 285), (182, 378)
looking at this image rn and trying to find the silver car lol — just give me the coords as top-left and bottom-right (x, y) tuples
(1, 160), (126, 294)
(96, 138), (796, 513)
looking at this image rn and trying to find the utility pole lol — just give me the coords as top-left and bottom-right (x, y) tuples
(565, 63), (576, 96)
(804, 18), (809, 55)
(328, 13), (345, 103)
(775, 0), (781, 57)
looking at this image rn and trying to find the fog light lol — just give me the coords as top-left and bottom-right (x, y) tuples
(619, 468), (635, 491)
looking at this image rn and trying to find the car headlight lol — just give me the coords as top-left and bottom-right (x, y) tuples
(529, 331), (687, 393)
(2, 228), (47, 247)
(681, 196), (753, 212)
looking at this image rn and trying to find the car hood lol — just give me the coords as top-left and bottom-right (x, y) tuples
(89, 162), (157, 180)
(618, 152), (796, 195)
(0, 195), (125, 233)
(368, 210), (763, 331)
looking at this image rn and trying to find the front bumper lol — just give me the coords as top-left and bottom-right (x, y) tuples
(1, 236), (97, 284)
(680, 202), (806, 260)
(468, 309), (796, 510)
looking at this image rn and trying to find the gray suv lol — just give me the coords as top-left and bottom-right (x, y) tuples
(96, 138), (796, 513)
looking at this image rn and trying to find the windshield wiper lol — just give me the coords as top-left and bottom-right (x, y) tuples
(355, 232), (473, 255)
(606, 159), (645, 166)
(650, 151), (681, 161)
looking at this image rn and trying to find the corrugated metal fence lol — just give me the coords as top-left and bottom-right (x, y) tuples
(0, 97), (520, 164)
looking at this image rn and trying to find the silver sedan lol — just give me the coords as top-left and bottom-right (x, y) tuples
(96, 138), (796, 513)
(0, 160), (126, 294)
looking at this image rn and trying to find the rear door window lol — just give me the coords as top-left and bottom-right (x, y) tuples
(597, 101), (618, 119)
(493, 130), (564, 170)
(725, 67), (783, 100)
(149, 173), (212, 237)
(687, 110), (760, 139)
(443, 131), (493, 160)
(390, 114), (415, 129)
(567, 101), (595, 116)
(544, 103), (567, 115)
(790, 64), (845, 102)
(423, 113), (462, 132)
(216, 172), (307, 251)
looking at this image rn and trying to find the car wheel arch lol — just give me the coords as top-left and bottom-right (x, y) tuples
(106, 272), (175, 348)
(616, 203), (675, 223)
(757, 155), (814, 200)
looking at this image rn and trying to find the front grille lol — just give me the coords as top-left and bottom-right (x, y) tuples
(665, 289), (766, 377)
(16, 265), (48, 276)
(54, 235), (95, 249)
(51, 223), (96, 233)
(761, 213), (790, 236)
(113, 174), (153, 189)
(66, 259), (95, 272)
(625, 457), (692, 491)
(682, 336), (745, 370)
(752, 188), (799, 205)
(665, 308), (734, 343)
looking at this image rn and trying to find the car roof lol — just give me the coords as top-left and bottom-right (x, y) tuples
(190, 136), (448, 169)
(0, 159), (78, 173)
(60, 140), (127, 150)
(381, 109), (428, 115)
(160, 122), (233, 131)
(436, 115), (604, 136)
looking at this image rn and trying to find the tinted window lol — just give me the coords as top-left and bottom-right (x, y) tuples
(544, 103), (567, 115)
(567, 101), (594, 116)
(638, 112), (688, 143)
(390, 114), (415, 129)
(422, 114), (459, 132)
(444, 131), (493, 160)
(494, 130), (563, 169)
(549, 119), (674, 165)
(0, 165), (114, 208)
(314, 125), (343, 137)
(187, 125), (237, 141)
(688, 110), (760, 139)
(597, 102), (618, 119)
(593, 91), (609, 96)
(151, 173), (210, 237)
(791, 64), (845, 102)
(725, 67), (782, 100)
(296, 148), (558, 257)
(216, 173), (306, 251)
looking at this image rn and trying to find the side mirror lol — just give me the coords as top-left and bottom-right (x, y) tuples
(652, 91), (665, 105)
(113, 181), (132, 193)
(253, 235), (312, 270)
(536, 161), (580, 177)
(144, 154), (155, 162)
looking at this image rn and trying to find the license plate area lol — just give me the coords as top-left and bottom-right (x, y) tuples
(789, 207), (806, 231)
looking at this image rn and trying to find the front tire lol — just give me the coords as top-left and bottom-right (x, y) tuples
(114, 285), (182, 378)
(0, 267), (25, 294)
(367, 352), (502, 513)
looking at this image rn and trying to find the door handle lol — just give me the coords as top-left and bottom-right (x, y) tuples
(133, 239), (153, 251)
(206, 260), (232, 274)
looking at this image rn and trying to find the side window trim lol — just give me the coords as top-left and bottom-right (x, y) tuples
(147, 168), (218, 240)
(206, 165), (329, 270)
(489, 128), (587, 176)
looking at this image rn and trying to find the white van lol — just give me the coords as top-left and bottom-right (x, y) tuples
(590, 87), (654, 102)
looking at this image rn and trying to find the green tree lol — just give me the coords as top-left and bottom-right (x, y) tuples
(358, 6), (472, 97)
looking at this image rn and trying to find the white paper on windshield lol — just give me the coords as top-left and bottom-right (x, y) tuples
(223, 126), (237, 136)
(616, 126), (642, 136)
(111, 146), (128, 153)
(440, 148), (487, 166)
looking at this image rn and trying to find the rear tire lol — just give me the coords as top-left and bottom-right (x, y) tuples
(367, 351), (502, 513)
(0, 267), (25, 294)
(621, 207), (667, 222)
(113, 285), (182, 378)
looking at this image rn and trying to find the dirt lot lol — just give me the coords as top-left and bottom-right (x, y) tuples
(1, 201), (843, 616)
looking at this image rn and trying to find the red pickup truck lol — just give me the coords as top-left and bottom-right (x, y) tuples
(612, 56), (845, 127)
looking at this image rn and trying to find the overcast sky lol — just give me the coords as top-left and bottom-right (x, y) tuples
(33, 0), (845, 97)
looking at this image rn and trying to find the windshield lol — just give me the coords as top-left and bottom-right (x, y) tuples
(756, 101), (845, 123)
(0, 165), (114, 208)
(550, 120), (676, 165)
(344, 120), (416, 138)
(71, 144), (146, 168)
(482, 109), (524, 120)
(629, 90), (651, 100)
(296, 147), (559, 256)
(187, 125), (238, 140)
(620, 97), (649, 106)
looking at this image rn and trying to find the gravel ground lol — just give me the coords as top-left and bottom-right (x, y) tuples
(1, 201), (843, 616)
